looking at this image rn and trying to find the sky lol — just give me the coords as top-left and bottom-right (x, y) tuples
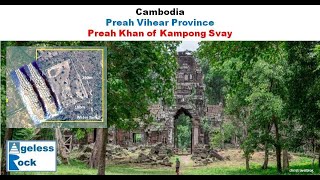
(177, 41), (199, 52)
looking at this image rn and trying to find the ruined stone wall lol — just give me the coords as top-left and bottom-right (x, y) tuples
(147, 51), (206, 149)
(108, 51), (224, 151)
(173, 51), (205, 116)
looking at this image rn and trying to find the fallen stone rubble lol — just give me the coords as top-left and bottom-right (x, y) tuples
(191, 144), (229, 166)
(134, 142), (173, 166)
(73, 142), (173, 167)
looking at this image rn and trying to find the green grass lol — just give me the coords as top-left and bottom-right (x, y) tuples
(182, 163), (319, 175)
(106, 165), (175, 175)
(11, 156), (320, 175)
(12, 160), (98, 175)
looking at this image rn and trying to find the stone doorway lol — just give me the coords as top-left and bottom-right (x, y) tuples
(174, 107), (194, 154)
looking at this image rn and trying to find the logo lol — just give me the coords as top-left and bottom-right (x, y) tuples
(7, 141), (56, 172)
(8, 142), (21, 170)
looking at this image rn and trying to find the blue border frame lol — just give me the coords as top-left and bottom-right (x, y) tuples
(6, 140), (57, 172)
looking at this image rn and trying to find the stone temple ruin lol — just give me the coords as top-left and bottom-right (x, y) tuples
(108, 51), (224, 154)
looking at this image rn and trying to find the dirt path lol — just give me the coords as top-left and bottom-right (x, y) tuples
(178, 155), (193, 167)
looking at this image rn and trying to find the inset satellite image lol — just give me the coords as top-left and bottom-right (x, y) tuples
(9, 49), (103, 125)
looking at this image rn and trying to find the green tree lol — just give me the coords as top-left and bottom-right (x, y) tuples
(199, 57), (224, 104)
(93, 41), (180, 174)
(106, 42), (179, 129)
(210, 121), (236, 149)
(197, 42), (289, 172)
(245, 47), (289, 172)
(286, 42), (320, 169)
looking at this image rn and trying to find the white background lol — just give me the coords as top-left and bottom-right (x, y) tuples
(0, 5), (320, 41)
(7, 141), (56, 171)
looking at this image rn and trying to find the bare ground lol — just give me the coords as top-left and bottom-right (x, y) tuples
(107, 148), (301, 169)
(178, 149), (299, 168)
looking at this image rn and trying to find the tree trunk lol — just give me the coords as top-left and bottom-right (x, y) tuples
(318, 144), (320, 168)
(242, 121), (249, 171)
(262, 141), (269, 169)
(1, 128), (14, 175)
(89, 129), (101, 168)
(274, 117), (282, 173)
(55, 128), (69, 165)
(318, 145), (320, 169)
(115, 129), (118, 145)
(220, 124), (224, 149)
(283, 149), (289, 171)
(262, 124), (272, 169)
(245, 155), (250, 170)
(275, 143), (282, 173)
(312, 139), (316, 168)
(89, 128), (108, 175)
(97, 128), (108, 175)
(174, 123), (177, 148)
